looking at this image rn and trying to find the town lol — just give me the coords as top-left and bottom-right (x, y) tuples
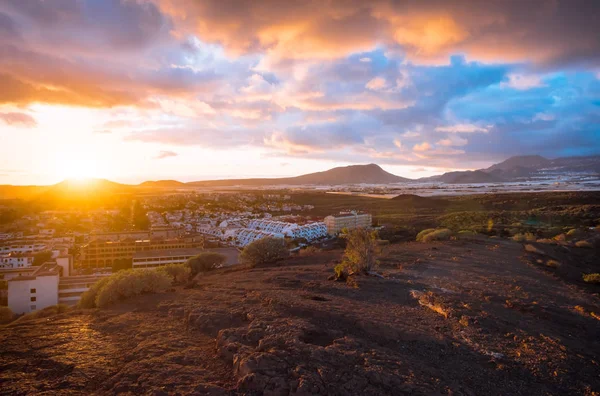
(0, 191), (371, 315)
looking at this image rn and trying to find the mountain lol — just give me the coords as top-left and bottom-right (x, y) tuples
(486, 155), (550, 172)
(138, 180), (187, 188)
(428, 170), (506, 184)
(424, 155), (600, 184)
(187, 164), (411, 186)
(34, 179), (134, 207)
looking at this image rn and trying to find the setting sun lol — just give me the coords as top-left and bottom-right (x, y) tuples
(54, 151), (102, 181)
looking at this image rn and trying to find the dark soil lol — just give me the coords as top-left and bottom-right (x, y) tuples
(1, 239), (599, 395)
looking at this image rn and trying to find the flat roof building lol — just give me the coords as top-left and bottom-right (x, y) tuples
(324, 212), (372, 235)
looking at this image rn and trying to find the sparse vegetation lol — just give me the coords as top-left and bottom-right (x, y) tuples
(582, 273), (600, 284)
(416, 228), (452, 243)
(0, 306), (14, 324)
(512, 232), (536, 242)
(575, 240), (593, 248)
(546, 260), (561, 268)
(337, 228), (380, 275)
(524, 244), (544, 254)
(79, 269), (171, 308)
(10, 304), (70, 325)
(299, 245), (321, 256)
(240, 237), (289, 268)
(186, 252), (227, 276)
(156, 263), (190, 283)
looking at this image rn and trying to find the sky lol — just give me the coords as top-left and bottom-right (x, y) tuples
(0, 0), (599, 185)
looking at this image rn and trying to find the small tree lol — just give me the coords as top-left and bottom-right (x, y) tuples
(240, 237), (289, 268)
(157, 263), (190, 283)
(339, 228), (380, 275)
(186, 252), (226, 276)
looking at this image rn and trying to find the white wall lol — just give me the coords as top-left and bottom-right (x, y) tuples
(8, 274), (59, 315)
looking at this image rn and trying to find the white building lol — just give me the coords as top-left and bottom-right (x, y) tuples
(132, 247), (239, 269)
(247, 219), (327, 241)
(8, 263), (60, 314)
(0, 242), (47, 255)
(0, 254), (34, 269)
(235, 229), (281, 247)
(57, 274), (111, 306)
(324, 212), (372, 235)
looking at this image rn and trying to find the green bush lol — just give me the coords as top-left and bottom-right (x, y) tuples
(156, 263), (190, 283)
(582, 273), (600, 284)
(95, 269), (171, 308)
(240, 237), (289, 268)
(339, 228), (380, 274)
(186, 252), (227, 276)
(0, 306), (14, 324)
(417, 229), (452, 243)
(78, 276), (111, 309)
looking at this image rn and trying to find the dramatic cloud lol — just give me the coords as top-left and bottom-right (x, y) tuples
(0, 0), (599, 182)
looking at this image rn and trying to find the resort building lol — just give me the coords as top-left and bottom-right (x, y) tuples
(246, 219), (327, 241)
(0, 242), (47, 255)
(91, 228), (182, 242)
(324, 212), (372, 235)
(132, 247), (239, 269)
(57, 274), (111, 306)
(79, 236), (203, 268)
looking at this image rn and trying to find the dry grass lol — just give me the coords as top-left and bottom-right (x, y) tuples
(410, 290), (451, 318)
(582, 273), (600, 284)
(575, 240), (593, 249)
(524, 244), (544, 254)
(546, 260), (561, 268)
(416, 229), (453, 243)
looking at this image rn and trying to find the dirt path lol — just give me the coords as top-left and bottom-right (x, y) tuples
(1, 239), (599, 395)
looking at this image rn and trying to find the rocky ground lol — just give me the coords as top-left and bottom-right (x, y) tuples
(1, 239), (600, 395)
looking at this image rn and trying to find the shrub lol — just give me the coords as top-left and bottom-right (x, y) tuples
(583, 273), (600, 284)
(536, 238), (557, 245)
(0, 306), (14, 324)
(416, 229), (435, 242)
(566, 228), (585, 239)
(186, 252), (227, 276)
(156, 263), (190, 283)
(546, 260), (561, 268)
(575, 240), (593, 249)
(457, 230), (478, 239)
(240, 237), (289, 268)
(512, 232), (536, 242)
(524, 244), (543, 254)
(11, 304), (70, 324)
(299, 246), (321, 256)
(418, 229), (452, 243)
(339, 228), (380, 274)
(95, 269), (171, 308)
(78, 276), (111, 309)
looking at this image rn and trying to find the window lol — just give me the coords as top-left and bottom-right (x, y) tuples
(30, 296), (36, 302)
(30, 288), (36, 293)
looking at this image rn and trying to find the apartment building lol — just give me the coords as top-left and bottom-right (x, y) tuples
(8, 263), (60, 314)
(247, 219), (327, 241)
(79, 236), (203, 268)
(92, 228), (181, 242)
(0, 254), (34, 269)
(132, 247), (239, 269)
(0, 242), (47, 255)
(324, 212), (372, 235)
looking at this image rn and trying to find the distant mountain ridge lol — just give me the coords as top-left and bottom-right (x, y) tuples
(428, 155), (600, 184)
(1, 156), (599, 201)
(187, 164), (411, 187)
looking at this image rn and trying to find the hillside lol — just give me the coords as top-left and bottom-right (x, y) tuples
(2, 240), (599, 394)
(188, 164), (411, 186)
(138, 180), (187, 188)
